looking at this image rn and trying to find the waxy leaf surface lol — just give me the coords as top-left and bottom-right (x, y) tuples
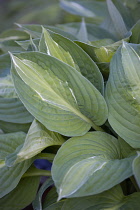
(0, 75), (33, 124)
(11, 52), (108, 136)
(17, 24), (77, 40)
(40, 28), (104, 93)
(32, 177), (53, 210)
(6, 119), (65, 166)
(0, 176), (40, 210)
(0, 132), (33, 198)
(60, 0), (108, 19)
(52, 132), (133, 199)
(105, 42), (140, 148)
(133, 151), (140, 188)
(44, 185), (140, 210)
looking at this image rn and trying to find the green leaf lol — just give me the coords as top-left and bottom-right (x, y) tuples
(39, 27), (79, 70)
(0, 29), (29, 41)
(22, 165), (51, 178)
(11, 52), (108, 136)
(0, 176), (40, 210)
(118, 136), (136, 158)
(17, 24), (77, 40)
(105, 42), (140, 148)
(112, 0), (134, 29)
(58, 22), (116, 41)
(76, 18), (88, 43)
(43, 187), (58, 209)
(43, 185), (140, 210)
(0, 132), (34, 198)
(0, 40), (24, 53)
(106, 0), (128, 39)
(43, 201), (65, 210)
(60, 185), (140, 210)
(39, 28), (103, 93)
(75, 33), (130, 79)
(130, 20), (140, 44)
(91, 32), (131, 63)
(6, 119), (65, 166)
(60, 0), (108, 19)
(0, 53), (10, 77)
(133, 152), (140, 188)
(16, 38), (40, 51)
(32, 177), (53, 210)
(0, 120), (31, 133)
(0, 75), (33, 124)
(52, 131), (134, 200)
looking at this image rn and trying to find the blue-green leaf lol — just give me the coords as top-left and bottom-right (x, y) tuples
(133, 151), (140, 188)
(39, 28), (104, 93)
(0, 176), (40, 210)
(6, 119), (64, 166)
(105, 42), (140, 148)
(0, 132), (34, 198)
(11, 52), (108, 136)
(32, 178), (53, 210)
(0, 75), (33, 124)
(106, 0), (128, 39)
(52, 132), (134, 200)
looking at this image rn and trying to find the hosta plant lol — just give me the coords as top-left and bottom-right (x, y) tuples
(0, 0), (140, 209)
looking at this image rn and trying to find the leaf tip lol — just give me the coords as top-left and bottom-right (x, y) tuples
(14, 23), (22, 28)
(57, 189), (64, 201)
(57, 195), (63, 202)
(8, 51), (14, 60)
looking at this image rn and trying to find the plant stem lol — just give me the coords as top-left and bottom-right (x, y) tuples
(22, 167), (51, 178)
(130, 176), (140, 192)
(36, 153), (55, 161)
(91, 123), (105, 132)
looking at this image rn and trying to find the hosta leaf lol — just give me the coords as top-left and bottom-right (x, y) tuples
(91, 32), (131, 63)
(39, 28), (103, 93)
(118, 137), (136, 158)
(0, 176), (40, 210)
(112, 0), (134, 29)
(60, 0), (108, 19)
(52, 132), (134, 200)
(43, 187), (58, 209)
(0, 132), (34, 198)
(45, 185), (140, 210)
(130, 20), (140, 44)
(32, 177), (53, 210)
(76, 35), (131, 62)
(106, 0), (128, 39)
(17, 24), (77, 40)
(76, 18), (88, 43)
(0, 29), (29, 41)
(0, 39), (24, 53)
(11, 52), (108, 136)
(75, 33), (130, 79)
(132, 4), (140, 24)
(133, 151), (140, 188)
(16, 38), (40, 51)
(123, 0), (138, 9)
(0, 120), (31, 133)
(0, 75), (33, 124)
(43, 201), (65, 210)
(0, 53), (10, 77)
(0, 132), (25, 160)
(58, 22), (116, 41)
(6, 119), (65, 166)
(105, 42), (140, 148)
(39, 27), (79, 70)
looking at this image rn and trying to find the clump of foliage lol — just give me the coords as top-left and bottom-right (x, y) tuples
(0, 0), (140, 209)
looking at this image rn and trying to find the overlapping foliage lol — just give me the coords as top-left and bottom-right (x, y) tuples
(0, 0), (140, 209)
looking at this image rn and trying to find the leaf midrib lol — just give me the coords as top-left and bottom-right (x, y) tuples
(12, 55), (93, 126)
